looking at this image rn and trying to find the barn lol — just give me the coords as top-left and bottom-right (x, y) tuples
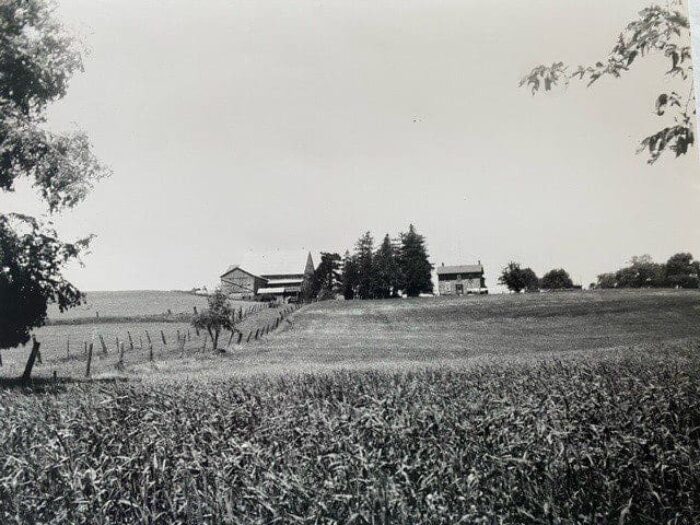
(220, 251), (315, 303)
(437, 262), (488, 295)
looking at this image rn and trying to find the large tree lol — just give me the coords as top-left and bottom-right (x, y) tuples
(354, 231), (375, 299)
(340, 250), (359, 300)
(0, 0), (108, 377)
(665, 252), (700, 288)
(498, 262), (532, 293)
(540, 268), (575, 290)
(373, 234), (403, 299)
(312, 252), (342, 299)
(521, 267), (540, 293)
(521, 1), (694, 164)
(399, 224), (433, 297)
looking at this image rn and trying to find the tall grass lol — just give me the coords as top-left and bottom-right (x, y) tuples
(1, 355), (698, 524)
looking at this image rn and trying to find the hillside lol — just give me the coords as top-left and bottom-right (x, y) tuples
(1, 290), (699, 523)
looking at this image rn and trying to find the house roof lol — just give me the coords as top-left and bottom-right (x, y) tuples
(220, 265), (264, 280)
(237, 249), (318, 277)
(437, 264), (483, 275)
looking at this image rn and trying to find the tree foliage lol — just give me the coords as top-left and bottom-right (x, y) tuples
(373, 234), (403, 299)
(0, 214), (91, 349)
(191, 289), (236, 351)
(0, 0), (108, 358)
(398, 224), (433, 297)
(340, 250), (359, 300)
(540, 268), (575, 290)
(520, 267), (540, 293)
(521, 2), (694, 164)
(498, 262), (531, 293)
(355, 232), (375, 300)
(597, 252), (700, 288)
(313, 252), (342, 299)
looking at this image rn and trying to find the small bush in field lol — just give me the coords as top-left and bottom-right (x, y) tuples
(1, 354), (699, 524)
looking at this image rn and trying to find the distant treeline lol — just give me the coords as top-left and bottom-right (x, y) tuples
(311, 224), (433, 300)
(498, 263), (578, 293)
(595, 253), (700, 289)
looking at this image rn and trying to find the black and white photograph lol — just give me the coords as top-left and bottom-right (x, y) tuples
(1, 0), (700, 522)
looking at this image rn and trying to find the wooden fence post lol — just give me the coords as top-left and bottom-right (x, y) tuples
(254, 328), (260, 340)
(117, 342), (125, 369)
(85, 342), (93, 378)
(246, 331), (252, 343)
(160, 330), (166, 346)
(128, 331), (134, 351)
(193, 307), (200, 336)
(227, 331), (235, 347)
(115, 336), (120, 353)
(99, 334), (108, 355)
(237, 332), (243, 344)
(83, 341), (87, 356)
(66, 338), (70, 358)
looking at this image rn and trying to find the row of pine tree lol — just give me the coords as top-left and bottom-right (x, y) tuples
(311, 225), (434, 300)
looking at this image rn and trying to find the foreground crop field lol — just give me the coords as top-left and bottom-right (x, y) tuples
(1, 290), (699, 523)
(1, 355), (699, 523)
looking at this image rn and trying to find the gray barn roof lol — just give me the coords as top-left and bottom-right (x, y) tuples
(437, 264), (483, 275)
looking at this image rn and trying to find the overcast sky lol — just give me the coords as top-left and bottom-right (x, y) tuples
(2, 0), (699, 291)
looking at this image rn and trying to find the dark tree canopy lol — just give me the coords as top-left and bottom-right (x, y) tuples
(355, 231), (375, 299)
(540, 269), (574, 290)
(520, 267), (540, 293)
(665, 252), (700, 288)
(597, 252), (700, 289)
(0, 0), (108, 355)
(498, 262), (530, 293)
(521, 2), (694, 164)
(313, 252), (342, 299)
(340, 250), (359, 300)
(399, 224), (433, 297)
(373, 234), (403, 299)
(0, 214), (90, 348)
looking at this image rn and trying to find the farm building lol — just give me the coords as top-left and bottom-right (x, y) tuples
(220, 251), (316, 303)
(437, 262), (488, 295)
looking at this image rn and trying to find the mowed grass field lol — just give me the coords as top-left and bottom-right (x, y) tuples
(1, 290), (700, 523)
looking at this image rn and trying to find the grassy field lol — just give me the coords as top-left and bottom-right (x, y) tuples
(46, 290), (211, 320)
(0, 291), (278, 380)
(1, 290), (699, 523)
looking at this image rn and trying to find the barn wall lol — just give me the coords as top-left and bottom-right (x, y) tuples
(221, 269), (259, 295)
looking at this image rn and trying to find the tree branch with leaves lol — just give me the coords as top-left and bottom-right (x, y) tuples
(520, 1), (694, 163)
(0, 0), (109, 379)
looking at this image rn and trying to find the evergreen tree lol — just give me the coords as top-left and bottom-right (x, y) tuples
(313, 252), (342, 299)
(399, 224), (433, 297)
(373, 234), (403, 299)
(340, 250), (359, 300)
(355, 231), (375, 299)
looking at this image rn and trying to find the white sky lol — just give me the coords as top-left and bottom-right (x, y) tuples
(2, 0), (699, 291)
